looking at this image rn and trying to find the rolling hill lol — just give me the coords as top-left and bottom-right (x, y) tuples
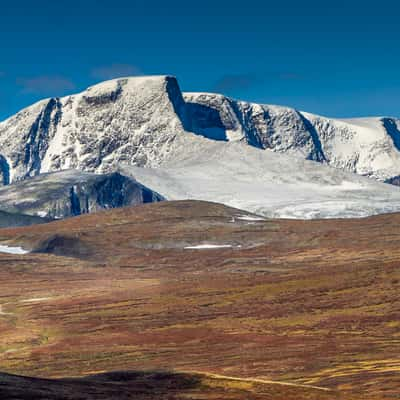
(0, 200), (398, 398)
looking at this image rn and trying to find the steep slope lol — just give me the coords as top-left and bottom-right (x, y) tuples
(184, 93), (323, 160)
(0, 76), (188, 183)
(0, 170), (162, 219)
(184, 93), (400, 181)
(1, 75), (400, 187)
(302, 113), (400, 181)
(121, 138), (400, 219)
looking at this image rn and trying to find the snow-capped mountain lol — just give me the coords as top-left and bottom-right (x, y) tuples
(1, 75), (400, 185)
(0, 76), (188, 184)
(2, 74), (400, 219)
(0, 170), (163, 219)
(184, 93), (400, 181)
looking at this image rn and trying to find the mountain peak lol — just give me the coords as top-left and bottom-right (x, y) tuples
(86, 74), (178, 93)
(0, 75), (400, 187)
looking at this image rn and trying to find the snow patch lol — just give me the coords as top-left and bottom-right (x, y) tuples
(236, 215), (266, 222)
(0, 245), (29, 255)
(185, 244), (234, 250)
(184, 244), (235, 250)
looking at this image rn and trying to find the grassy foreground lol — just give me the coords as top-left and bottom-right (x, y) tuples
(0, 201), (398, 398)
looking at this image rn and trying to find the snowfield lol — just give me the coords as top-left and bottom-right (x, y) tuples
(122, 138), (400, 219)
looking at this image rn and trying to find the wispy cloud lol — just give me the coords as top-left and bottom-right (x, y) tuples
(90, 64), (142, 80)
(213, 74), (259, 94)
(213, 72), (304, 94)
(17, 75), (76, 95)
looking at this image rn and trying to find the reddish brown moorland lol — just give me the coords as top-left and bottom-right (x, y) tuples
(0, 200), (399, 399)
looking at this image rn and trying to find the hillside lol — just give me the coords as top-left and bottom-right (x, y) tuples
(0, 370), (367, 400)
(0, 200), (398, 398)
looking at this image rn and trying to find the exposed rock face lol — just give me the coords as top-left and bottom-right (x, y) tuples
(0, 76), (187, 183)
(0, 75), (400, 185)
(184, 93), (325, 161)
(0, 210), (51, 228)
(0, 155), (10, 185)
(184, 93), (400, 180)
(0, 170), (163, 219)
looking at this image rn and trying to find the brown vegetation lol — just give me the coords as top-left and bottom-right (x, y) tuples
(0, 201), (399, 398)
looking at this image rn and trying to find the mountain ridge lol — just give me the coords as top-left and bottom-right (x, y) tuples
(1, 75), (400, 186)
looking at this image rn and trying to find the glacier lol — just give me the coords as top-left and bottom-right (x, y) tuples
(121, 138), (400, 219)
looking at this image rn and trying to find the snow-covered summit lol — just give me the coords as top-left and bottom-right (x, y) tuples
(184, 92), (400, 181)
(0, 75), (187, 183)
(1, 75), (400, 186)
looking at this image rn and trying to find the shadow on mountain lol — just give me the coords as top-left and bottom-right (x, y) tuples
(184, 102), (228, 141)
(0, 370), (202, 400)
(385, 175), (400, 186)
(298, 113), (327, 162)
(383, 117), (400, 152)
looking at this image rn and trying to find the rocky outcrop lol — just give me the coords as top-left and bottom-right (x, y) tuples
(185, 93), (400, 181)
(0, 170), (163, 219)
(0, 210), (51, 228)
(0, 76), (188, 183)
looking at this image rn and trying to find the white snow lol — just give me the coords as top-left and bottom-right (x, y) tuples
(1, 75), (400, 220)
(301, 112), (400, 180)
(0, 245), (29, 254)
(236, 215), (266, 222)
(184, 244), (234, 249)
(0, 75), (187, 181)
(122, 137), (400, 219)
(2, 75), (400, 186)
(186, 93), (400, 181)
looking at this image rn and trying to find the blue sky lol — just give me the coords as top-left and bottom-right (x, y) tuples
(0, 0), (399, 120)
